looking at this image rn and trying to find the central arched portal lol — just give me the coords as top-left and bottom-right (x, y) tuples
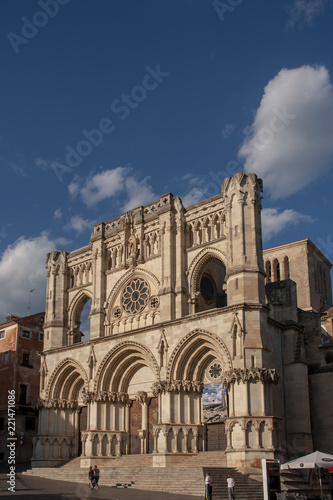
(95, 341), (160, 456)
(127, 365), (158, 454)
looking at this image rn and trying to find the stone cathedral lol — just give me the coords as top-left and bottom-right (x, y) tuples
(33, 172), (333, 471)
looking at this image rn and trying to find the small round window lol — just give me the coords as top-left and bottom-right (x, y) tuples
(200, 276), (214, 301)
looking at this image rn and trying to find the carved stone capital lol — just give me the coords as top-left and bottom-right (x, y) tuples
(136, 391), (149, 404)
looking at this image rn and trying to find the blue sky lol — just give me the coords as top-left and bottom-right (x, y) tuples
(1, 0), (333, 320)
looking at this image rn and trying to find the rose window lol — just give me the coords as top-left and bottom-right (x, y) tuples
(209, 363), (222, 379)
(121, 278), (150, 314)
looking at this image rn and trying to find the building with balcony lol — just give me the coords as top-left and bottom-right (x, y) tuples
(0, 312), (44, 462)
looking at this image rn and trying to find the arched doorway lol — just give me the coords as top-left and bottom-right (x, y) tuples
(127, 366), (158, 454)
(166, 329), (232, 453)
(39, 359), (88, 461)
(95, 341), (160, 455)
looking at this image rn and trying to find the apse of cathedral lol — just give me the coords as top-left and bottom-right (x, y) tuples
(33, 172), (333, 470)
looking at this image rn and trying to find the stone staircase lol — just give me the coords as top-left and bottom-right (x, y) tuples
(23, 452), (264, 500)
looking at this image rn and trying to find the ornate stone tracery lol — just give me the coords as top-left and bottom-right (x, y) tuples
(222, 368), (279, 389)
(166, 329), (232, 382)
(94, 340), (160, 393)
(151, 380), (202, 396)
(45, 357), (88, 400)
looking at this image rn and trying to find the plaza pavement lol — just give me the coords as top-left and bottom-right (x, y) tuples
(0, 468), (198, 500)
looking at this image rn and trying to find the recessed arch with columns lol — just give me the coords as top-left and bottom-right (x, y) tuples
(94, 340), (160, 393)
(186, 247), (228, 299)
(166, 329), (233, 382)
(46, 357), (88, 400)
(67, 288), (93, 343)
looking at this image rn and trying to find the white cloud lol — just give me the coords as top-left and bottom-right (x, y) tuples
(54, 236), (72, 246)
(0, 233), (61, 322)
(34, 157), (49, 168)
(221, 123), (234, 138)
(178, 173), (211, 207)
(122, 176), (156, 212)
(182, 187), (206, 207)
(80, 167), (127, 207)
(261, 208), (314, 241)
(286, 0), (329, 28)
(54, 208), (62, 220)
(73, 167), (156, 211)
(68, 176), (81, 199)
(181, 174), (203, 186)
(65, 216), (95, 235)
(238, 65), (333, 200)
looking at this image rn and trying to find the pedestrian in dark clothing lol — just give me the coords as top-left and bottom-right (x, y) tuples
(88, 466), (95, 489)
(93, 465), (100, 490)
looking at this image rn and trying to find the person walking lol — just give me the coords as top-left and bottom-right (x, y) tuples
(227, 474), (235, 500)
(93, 465), (100, 490)
(205, 472), (213, 500)
(88, 466), (95, 489)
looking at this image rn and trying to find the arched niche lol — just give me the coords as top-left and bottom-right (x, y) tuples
(196, 257), (227, 313)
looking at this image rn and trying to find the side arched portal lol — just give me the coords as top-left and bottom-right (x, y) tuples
(37, 359), (89, 462)
(151, 329), (233, 454)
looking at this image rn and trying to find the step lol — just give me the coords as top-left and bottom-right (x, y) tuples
(23, 463), (264, 500)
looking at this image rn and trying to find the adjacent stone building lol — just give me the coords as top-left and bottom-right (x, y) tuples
(0, 312), (44, 462)
(32, 172), (333, 471)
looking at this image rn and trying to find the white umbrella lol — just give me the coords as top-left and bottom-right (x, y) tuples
(281, 450), (333, 469)
(281, 450), (333, 500)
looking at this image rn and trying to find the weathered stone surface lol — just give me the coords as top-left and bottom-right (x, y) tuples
(31, 172), (332, 471)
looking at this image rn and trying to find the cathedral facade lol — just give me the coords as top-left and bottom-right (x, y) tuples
(33, 173), (333, 470)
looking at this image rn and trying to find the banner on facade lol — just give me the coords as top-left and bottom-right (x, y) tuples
(202, 383), (228, 423)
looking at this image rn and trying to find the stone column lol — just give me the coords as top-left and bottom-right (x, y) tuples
(226, 426), (232, 450)
(159, 195), (176, 322)
(90, 402), (98, 431)
(97, 433), (103, 456)
(40, 407), (49, 435)
(85, 434), (93, 456)
(44, 251), (69, 349)
(160, 427), (168, 453)
(183, 428), (189, 453)
(110, 403), (116, 430)
(81, 434), (87, 456)
(267, 421), (274, 450)
(254, 420), (262, 449)
(90, 223), (106, 340)
(174, 197), (187, 319)
(280, 259), (286, 280)
(153, 428), (159, 453)
(173, 428), (178, 453)
(116, 434), (122, 457)
(241, 422), (248, 449)
(193, 429), (198, 453)
(106, 435), (112, 456)
(176, 392), (182, 424)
